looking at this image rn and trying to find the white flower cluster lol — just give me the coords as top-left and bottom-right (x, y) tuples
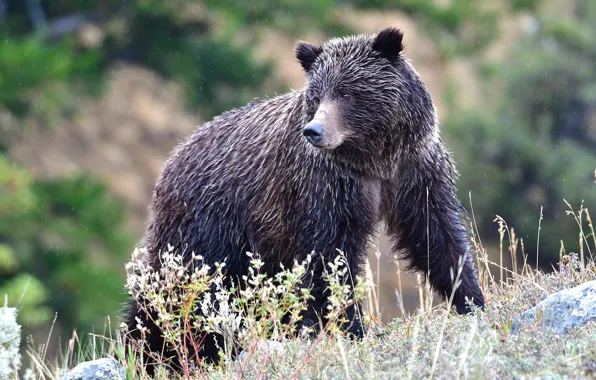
(0, 303), (21, 378)
(322, 251), (367, 332)
(123, 245), (368, 371)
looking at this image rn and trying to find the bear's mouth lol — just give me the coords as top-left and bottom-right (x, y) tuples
(303, 133), (343, 150)
(305, 137), (339, 150)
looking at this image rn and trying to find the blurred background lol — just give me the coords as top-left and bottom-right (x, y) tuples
(1, 0), (595, 358)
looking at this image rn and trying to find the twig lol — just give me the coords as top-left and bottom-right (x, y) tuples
(42, 312), (58, 362)
(537, 206), (543, 271)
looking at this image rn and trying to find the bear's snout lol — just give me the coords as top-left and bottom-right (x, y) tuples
(303, 122), (324, 146)
(303, 103), (345, 150)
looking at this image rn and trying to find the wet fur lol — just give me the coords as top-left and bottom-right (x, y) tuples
(122, 27), (485, 374)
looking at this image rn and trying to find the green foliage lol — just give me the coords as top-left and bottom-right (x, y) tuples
(0, 158), (134, 331)
(0, 160), (52, 326)
(26, 175), (133, 330)
(0, 0), (274, 121)
(0, 245), (18, 272)
(121, 8), (272, 117)
(351, 0), (535, 56)
(200, 0), (352, 35)
(1, 272), (51, 326)
(0, 156), (36, 224)
(0, 36), (102, 116)
(509, 0), (541, 11)
(446, 0), (596, 264)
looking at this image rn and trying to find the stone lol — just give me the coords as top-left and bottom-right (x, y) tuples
(60, 357), (125, 380)
(511, 280), (596, 334)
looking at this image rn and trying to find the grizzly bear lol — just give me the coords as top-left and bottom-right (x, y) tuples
(122, 27), (485, 373)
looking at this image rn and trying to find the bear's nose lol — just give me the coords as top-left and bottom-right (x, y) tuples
(303, 122), (324, 145)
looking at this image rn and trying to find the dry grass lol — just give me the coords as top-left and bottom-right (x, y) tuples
(18, 203), (596, 379)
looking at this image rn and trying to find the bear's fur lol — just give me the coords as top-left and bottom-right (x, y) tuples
(122, 27), (485, 373)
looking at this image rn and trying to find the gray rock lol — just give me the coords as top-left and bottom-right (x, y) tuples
(60, 357), (125, 380)
(511, 280), (596, 334)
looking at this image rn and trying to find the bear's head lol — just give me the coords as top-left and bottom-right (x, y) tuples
(295, 27), (437, 174)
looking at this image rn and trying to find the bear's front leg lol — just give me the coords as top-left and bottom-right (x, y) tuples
(296, 242), (366, 339)
(381, 138), (485, 314)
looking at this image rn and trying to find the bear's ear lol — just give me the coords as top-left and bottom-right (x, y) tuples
(372, 27), (404, 60)
(295, 41), (323, 72)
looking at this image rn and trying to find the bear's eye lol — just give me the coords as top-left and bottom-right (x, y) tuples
(340, 94), (352, 101)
